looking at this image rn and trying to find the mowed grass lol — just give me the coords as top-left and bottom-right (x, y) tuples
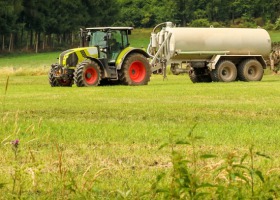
(0, 52), (58, 76)
(0, 29), (280, 198)
(1, 73), (280, 198)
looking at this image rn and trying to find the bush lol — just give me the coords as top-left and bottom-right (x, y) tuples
(189, 18), (210, 27)
(274, 18), (280, 30)
(264, 20), (275, 30)
(210, 21), (224, 28)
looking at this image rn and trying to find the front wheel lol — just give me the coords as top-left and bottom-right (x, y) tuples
(48, 64), (73, 87)
(74, 60), (101, 87)
(49, 68), (59, 87)
(120, 53), (151, 85)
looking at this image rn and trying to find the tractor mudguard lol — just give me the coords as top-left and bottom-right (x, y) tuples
(116, 47), (150, 70)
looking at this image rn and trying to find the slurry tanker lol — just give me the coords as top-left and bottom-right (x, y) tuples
(148, 22), (272, 83)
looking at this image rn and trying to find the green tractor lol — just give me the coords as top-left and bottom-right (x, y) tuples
(49, 27), (151, 87)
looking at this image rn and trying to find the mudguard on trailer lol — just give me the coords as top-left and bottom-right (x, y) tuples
(208, 54), (267, 70)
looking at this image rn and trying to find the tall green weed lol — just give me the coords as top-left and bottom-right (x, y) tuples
(149, 125), (280, 199)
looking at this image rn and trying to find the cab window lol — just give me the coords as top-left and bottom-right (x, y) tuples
(121, 30), (129, 48)
(89, 31), (107, 48)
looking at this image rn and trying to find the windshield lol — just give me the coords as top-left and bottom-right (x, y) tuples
(89, 31), (107, 48)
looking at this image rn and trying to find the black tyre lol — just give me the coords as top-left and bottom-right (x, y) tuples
(200, 75), (212, 82)
(120, 53), (151, 85)
(211, 60), (237, 82)
(49, 68), (59, 87)
(237, 59), (263, 81)
(189, 68), (212, 83)
(189, 69), (199, 83)
(170, 64), (180, 75)
(48, 65), (73, 87)
(74, 60), (101, 87)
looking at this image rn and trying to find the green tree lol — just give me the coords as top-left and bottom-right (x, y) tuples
(82, 0), (119, 26)
(173, 0), (194, 26)
(0, 0), (23, 51)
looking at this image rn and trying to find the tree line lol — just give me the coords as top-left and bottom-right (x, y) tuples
(1, 0), (279, 53)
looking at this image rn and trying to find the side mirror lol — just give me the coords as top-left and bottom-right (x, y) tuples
(86, 31), (91, 41)
(79, 28), (84, 38)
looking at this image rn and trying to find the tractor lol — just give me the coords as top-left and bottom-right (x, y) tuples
(49, 27), (151, 87)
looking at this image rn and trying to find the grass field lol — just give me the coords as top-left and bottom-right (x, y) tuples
(0, 30), (280, 199)
(1, 73), (280, 198)
(270, 31), (280, 42)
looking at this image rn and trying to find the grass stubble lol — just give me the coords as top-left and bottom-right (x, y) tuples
(0, 73), (280, 198)
(0, 29), (280, 198)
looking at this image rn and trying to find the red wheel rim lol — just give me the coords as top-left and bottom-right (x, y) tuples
(129, 61), (146, 83)
(84, 67), (98, 84)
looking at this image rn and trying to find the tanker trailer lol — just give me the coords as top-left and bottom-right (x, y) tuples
(148, 22), (271, 82)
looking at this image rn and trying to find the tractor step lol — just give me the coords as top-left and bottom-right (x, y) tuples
(108, 66), (118, 79)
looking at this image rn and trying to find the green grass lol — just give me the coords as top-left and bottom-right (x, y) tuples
(0, 52), (58, 76)
(0, 29), (280, 199)
(1, 73), (280, 198)
(270, 30), (280, 42)
(129, 28), (151, 48)
(0, 52), (59, 68)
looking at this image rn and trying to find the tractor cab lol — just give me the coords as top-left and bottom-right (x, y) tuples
(82, 27), (133, 62)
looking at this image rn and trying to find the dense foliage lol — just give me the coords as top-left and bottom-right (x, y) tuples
(0, 0), (279, 52)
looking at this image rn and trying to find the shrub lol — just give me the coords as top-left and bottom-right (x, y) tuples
(264, 20), (274, 30)
(189, 19), (210, 27)
(274, 17), (280, 30)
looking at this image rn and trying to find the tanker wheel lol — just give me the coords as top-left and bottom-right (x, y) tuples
(74, 60), (101, 87)
(211, 60), (237, 82)
(120, 53), (151, 85)
(189, 69), (200, 83)
(48, 67), (73, 87)
(189, 69), (211, 83)
(189, 68), (212, 83)
(200, 75), (212, 82)
(237, 59), (263, 81)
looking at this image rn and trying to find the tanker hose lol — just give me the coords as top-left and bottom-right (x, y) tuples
(147, 42), (153, 58)
(152, 22), (169, 33)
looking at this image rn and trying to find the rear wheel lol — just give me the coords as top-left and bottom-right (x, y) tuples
(74, 60), (101, 87)
(120, 53), (151, 85)
(238, 59), (263, 81)
(211, 60), (237, 82)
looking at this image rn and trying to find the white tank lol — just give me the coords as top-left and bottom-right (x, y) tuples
(166, 27), (271, 60)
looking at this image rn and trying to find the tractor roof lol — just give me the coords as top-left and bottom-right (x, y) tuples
(85, 27), (133, 31)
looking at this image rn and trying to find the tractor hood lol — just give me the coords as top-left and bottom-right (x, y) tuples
(59, 47), (98, 68)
